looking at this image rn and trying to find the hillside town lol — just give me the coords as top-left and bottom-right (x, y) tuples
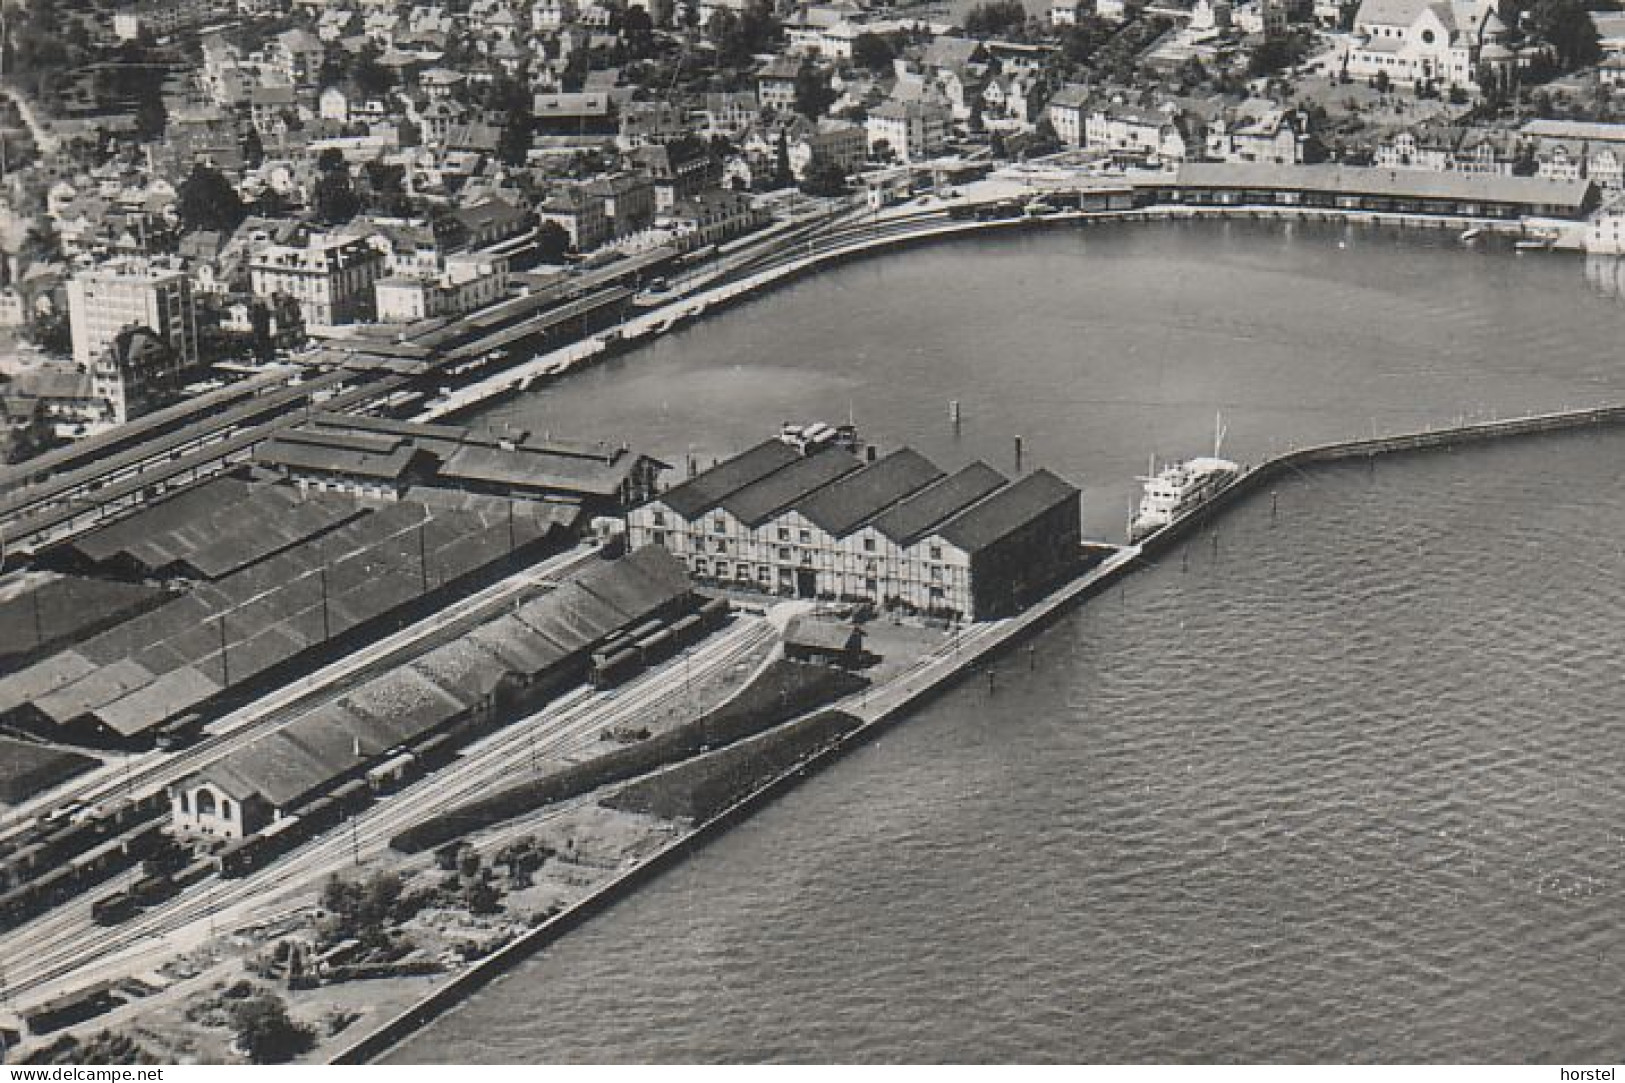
(0, 0), (1620, 459)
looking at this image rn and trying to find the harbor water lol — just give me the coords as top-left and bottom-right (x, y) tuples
(388, 222), (1625, 1062)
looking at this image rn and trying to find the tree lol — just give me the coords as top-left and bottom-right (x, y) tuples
(799, 152), (847, 196)
(709, 0), (780, 67)
(851, 32), (897, 73)
(313, 161), (361, 224)
(242, 126), (265, 170)
(1530, 0), (1600, 71)
(177, 164), (248, 234)
(772, 129), (794, 188)
(360, 159), (412, 216)
(133, 92), (167, 142)
(622, 4), (657, 58)
(497, 105), (535, 167)
(536, 220), (572, 262)
(962, 0), (1027, 37)
(249, 301), (276, 363)
(1248, 35), (1303, 77)
(352, 42), (397, 98)
(793, 63), (837, 119)
(230, 993), (314, 1064)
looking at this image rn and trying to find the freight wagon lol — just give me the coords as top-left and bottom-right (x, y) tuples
(590, 646), (643, 689)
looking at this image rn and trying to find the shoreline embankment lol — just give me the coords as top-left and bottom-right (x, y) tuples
(332, 400), (1625, 1064)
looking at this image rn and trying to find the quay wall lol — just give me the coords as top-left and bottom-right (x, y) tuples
(421, 198), (1569, 424)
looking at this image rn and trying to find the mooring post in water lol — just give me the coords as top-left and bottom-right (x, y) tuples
(949, 400), (961, 434)
(1014, 434), (1024, 473)
(1271, 490), (1278, 522)
(1028, 645), (1037, 670)
(987, 667), (996, 694)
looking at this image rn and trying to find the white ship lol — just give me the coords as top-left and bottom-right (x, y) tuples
(1129, 417), (1240, 542)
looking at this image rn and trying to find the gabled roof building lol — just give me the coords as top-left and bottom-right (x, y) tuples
(628, 434), (1081, 619)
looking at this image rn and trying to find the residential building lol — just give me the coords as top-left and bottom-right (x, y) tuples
(250, 233), (386, 329)
(618, 101), (687, 150)
(704, 91), (761, 136)
(866, 99), (952, 163)
(757, 56), (803, 113)
(1084, 100), (1203, 162)
(1208, 104), (1311, 165)
(664, 188), (766, 249)
(1522, 120), (1625, 189)
(536, 187), (612, 252)
(1045, 84), (1091, 148)
(67, 259), (199, 424)
(113, 0), (216, 41)
(375, 253), (509, 321)
(584, 171), (656, 237)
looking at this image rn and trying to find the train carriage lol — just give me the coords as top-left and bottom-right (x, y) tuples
(634, 629), (677, 666)
(90, 890), (138, 926)
(668, 613), (703, 649)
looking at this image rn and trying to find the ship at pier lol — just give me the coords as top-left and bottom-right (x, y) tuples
(1129, 417), (1240, 542)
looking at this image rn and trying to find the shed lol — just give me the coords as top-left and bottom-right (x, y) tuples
(783, 617), (865, 668)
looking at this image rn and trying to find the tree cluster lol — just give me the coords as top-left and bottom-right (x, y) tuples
(793, 63), (838, 118)
(962, 0), (1029, 38)
(313, 148), (361, 224)
(1527, 0), (1601, 71)
(177, 164), (248, 235)
(230, 991), (315, 1064)
(707, 1), (782, 68)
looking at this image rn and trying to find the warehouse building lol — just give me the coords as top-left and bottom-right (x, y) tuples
(254, 414), (666, 514)
(626, 437), (1082, 620)
(171, 546), (696, 839)
(0, 493), (579, 747)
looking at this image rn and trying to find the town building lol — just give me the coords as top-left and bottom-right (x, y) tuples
(250, 233), (386, 329)
(663, 188), (766, 250)
(536, 187), (613, 252)
(1521, 120), (1625, 189)
(113, 0), (217, 41)
(374, 253), (510, 322)
(866, 99), (952, 163)
(627, 435), (1083, 620)
(757, 56), (804, 113)
(67, 259), (199, 424)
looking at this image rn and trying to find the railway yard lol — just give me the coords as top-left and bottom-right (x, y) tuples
(0, 192), (1084, 1062)
(0, 211), (872, 1059)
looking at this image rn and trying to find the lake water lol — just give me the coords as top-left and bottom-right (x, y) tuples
(387, 222), (1625, 1062)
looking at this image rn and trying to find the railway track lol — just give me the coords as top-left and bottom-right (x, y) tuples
(0, 618), (774, 1008)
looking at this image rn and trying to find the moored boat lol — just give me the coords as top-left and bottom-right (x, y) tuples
(1129, 416), (1240, 542)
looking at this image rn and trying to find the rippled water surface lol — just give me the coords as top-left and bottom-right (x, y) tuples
(388, 224), (1625, 1062)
